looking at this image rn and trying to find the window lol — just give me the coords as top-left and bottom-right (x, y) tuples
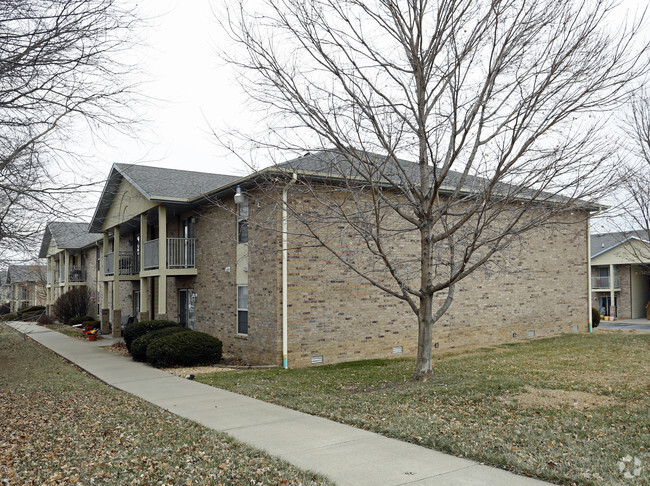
(237, 285), (248, 334)
(237, 198), (248, 244)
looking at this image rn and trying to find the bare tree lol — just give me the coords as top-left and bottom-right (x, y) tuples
(610, 91), (650, 271)
(219, 0), (649, 377)
(0, 0), (139, 265)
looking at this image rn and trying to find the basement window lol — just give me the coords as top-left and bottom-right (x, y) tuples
(310, 355), (323, 365)
(392, 346), (403, 354)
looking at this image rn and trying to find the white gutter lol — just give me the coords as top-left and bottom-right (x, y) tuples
(282, 173), (298, 369)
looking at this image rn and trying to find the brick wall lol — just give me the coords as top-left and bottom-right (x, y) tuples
(171, 187), (590, 368)
(282, 189), (589, 368)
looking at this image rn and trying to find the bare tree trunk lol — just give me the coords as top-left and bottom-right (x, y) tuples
(415, 292), (434, 378)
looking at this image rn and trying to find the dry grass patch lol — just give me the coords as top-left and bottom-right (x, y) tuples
(512, 386), (617, 409)
(0, 323), (331, 486)
(198, 333), (650, 486)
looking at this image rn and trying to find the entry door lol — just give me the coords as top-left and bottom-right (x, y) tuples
(179, 289), (195, 329)
(598, 296), (618, 317)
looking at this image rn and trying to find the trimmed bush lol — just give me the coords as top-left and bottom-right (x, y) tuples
(69, 315), (94, 326)
(0, 302), (11, 315)
(16, 305), (46, 320)
(592, 307), (601, 328)
(20, 310), (45, 321)
(123, 320), (180, 351)
(37, 314), (56, 325)
(53, 286), (91, 323)
(131, 326), (191, 362)
(146, 331), (222, 368)
(0, 313), (18, 321)
(82, 320), (101, 330)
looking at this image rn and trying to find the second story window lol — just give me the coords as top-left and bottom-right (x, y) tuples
(237, 197), (249, 244)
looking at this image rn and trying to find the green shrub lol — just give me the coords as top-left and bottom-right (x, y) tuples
(123, 320), (180, 351)
(52, 286), (91, 323)
(0, 302), (11, 315)
(131, 326), (191, 362)
(17, 305), (45, 318)
(146, 331), (222, 368)
(69, 315), (94, 326)
(0, 313), (18, 321)
(592, 307), (601, 328)
(82, 320), (101, 330)
(37, 314), (56, 325)
(20, 310), (45, 321)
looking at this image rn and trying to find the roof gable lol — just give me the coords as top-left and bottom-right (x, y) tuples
(90, 164), (239, 232)
(39, 222), (101, 258)
(7, 265), (46, 284)
(590, 232), (650, 265)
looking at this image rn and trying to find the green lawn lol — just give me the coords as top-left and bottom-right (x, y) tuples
(0, 323), (331, 485)
(197, 333), (650, 486)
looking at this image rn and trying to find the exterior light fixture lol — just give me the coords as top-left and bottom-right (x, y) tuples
(234, 185), (245, 205)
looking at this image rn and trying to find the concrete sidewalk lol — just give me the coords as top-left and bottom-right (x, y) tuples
(7, 322), (552, 486)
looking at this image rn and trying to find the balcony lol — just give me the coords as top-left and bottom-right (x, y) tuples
(68, 266), (86, 282)
(104, 253), (115, 276)
(119, 252), (139, 275)
(16, 290), (29, 301)
(592, 276), (620, 290)
(104, 252), (139, 276)
(143, 238), (196, 270)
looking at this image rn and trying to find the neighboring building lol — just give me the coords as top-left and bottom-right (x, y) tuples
(5, 264), (47, 312)
(590, 231), (650, 319)
(39, 222), (103, 317)
(0, 270), (10, 304)
(87, 152), (593, 368)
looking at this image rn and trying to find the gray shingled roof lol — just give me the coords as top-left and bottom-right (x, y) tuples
(39, 222), (101, 258)
(90, 150), (597, 233)
(114, 164), (240, 201)
(272, 150), (578, 203)
(90, 164), (241, 232)
(590, 231), (649, 258)
(6, 265), (46, 284)
(274, 150), (475, 190)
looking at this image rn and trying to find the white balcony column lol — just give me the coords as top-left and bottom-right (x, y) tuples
(63, 249), (70, 293)
(112, 226), (122, 336)
(157, 205), (167, 319)
(139, 213), (149, 321)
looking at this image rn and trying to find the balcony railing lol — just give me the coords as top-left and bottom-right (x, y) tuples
(68, 266), (86, 282)
(119, 252), (139, 275)
(168, 238), (196, 269)
(104, 252), (139, 276)
(142, 238), (196, 270)
(592, 276), (620, 290)
(143, 239), (159, 270)
(104, 253), (115, 276)
(47, 272), (52, 285)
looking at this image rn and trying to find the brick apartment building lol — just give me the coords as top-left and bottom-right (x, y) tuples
(65, 150), (593, 368)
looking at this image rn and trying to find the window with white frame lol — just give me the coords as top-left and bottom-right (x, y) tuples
(237, 285), (248, 334)
(237, 197), (248, 244)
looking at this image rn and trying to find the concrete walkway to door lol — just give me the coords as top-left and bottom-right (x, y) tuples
(597, 318), (650, 332)
(7, 321), (553, 486)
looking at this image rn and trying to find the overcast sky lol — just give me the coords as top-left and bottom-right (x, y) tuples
(79, 0), (647, 236)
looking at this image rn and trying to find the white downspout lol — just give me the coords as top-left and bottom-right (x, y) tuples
(587, 206), (603, 332)
(587, 215), (593, 332)
(282, 173), (297, 369)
